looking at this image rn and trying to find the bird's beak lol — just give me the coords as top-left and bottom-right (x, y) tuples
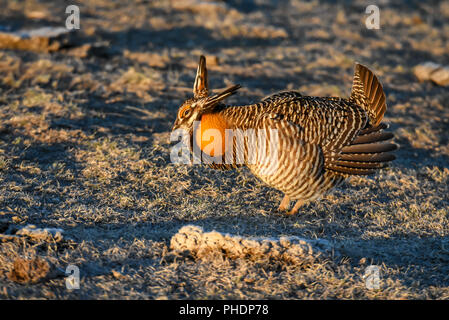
(172, 118), (180, 132)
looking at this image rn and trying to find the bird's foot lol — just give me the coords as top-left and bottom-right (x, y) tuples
(278, 195), (290, 212)
(286, 200), (304, 215)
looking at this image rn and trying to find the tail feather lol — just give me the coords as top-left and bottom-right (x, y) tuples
(333, 160), (387, 169)
(339, 152), (396, 162)
(341, 142), (397, 154)
(351, 131), (393, 145)
(327, 165), (375, 176)
(327, 63), (396, 177)
(350, 63), (386, 127)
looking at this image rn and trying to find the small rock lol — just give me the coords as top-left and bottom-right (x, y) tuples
(413, 62), (441, 82)
(430, 66), (449, 86)
(0, 26), (73, 52)
(414, 62), (449, 86)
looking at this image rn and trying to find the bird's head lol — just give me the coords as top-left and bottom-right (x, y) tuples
(172, 55), (241, 134)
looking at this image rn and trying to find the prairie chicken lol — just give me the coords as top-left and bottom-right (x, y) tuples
(172, 56), (397, 215)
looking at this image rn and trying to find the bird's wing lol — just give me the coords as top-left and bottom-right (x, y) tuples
(272, 97), (368, 167)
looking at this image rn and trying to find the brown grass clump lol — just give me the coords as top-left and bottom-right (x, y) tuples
(7, 257), (51, 284)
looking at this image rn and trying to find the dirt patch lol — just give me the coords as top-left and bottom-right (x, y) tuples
(8, 257), (51, 284)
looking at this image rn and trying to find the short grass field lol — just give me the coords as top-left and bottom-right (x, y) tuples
(0, 0), (449, 299)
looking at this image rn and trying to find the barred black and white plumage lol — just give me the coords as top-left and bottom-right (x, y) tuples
(172, 56), (397, 215)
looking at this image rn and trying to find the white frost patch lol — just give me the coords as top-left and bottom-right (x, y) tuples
(170, 225), (334, 262)
(16, 224), (64, 242)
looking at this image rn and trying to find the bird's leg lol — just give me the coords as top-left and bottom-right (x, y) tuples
(278, 195), (290, 211)
(286, 200), (304, 215)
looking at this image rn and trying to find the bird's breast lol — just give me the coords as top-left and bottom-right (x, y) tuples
(194, 112), (230, 157)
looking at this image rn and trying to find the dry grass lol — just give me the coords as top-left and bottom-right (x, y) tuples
(0, 0), (448, 299)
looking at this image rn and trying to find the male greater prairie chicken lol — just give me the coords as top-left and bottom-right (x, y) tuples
(172, 56), (396, 215)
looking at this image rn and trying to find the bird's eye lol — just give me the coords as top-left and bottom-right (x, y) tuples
(182, 108), (191, 117)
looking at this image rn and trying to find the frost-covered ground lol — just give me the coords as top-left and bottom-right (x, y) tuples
(0, 0), (449, 299)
